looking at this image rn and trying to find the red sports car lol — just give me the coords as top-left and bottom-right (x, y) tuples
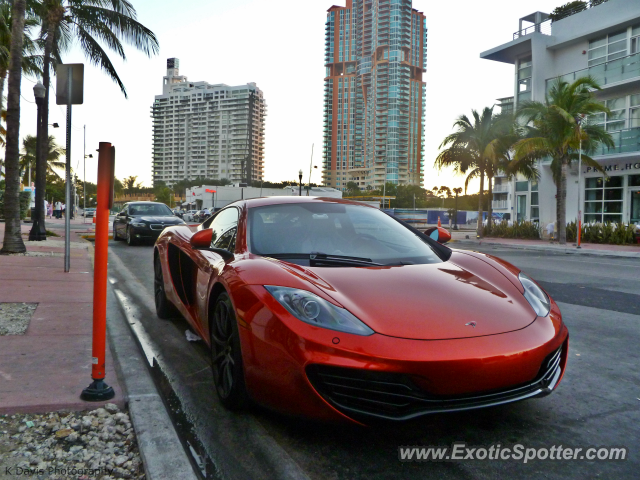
(153, 197), (568, 424)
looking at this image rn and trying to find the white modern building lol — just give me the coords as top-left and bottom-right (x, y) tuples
(481, 0), (640, 227)
(184, 185), (343, 210)
(151, 58), (266, 187)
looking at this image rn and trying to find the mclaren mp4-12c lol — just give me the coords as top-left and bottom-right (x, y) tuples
(153, 196), (568, 424)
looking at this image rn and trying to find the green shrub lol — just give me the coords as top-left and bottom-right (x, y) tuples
(484, 221), (542, 240)
(0, 191), (32, 220)
(566, 221), (636, 244)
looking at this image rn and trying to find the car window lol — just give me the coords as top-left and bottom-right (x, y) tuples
(248, 203), (443, 265)
(209, 208), (239, 246)
(214, 227), (237, 252)
(128, 204), (173, 216)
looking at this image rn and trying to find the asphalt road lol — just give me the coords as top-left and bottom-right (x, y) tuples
(107, 239), (640, 480)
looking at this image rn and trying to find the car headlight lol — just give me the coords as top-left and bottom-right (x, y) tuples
(519, 273), (550, 317)
(131, 222), (147, 228)
(264, 286), (374, 336)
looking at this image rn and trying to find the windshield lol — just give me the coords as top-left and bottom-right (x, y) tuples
(248, 202), (443, 266)
(129, 204), (173, 216)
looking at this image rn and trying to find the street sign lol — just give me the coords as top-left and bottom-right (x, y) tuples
(56, 64), (84, 105)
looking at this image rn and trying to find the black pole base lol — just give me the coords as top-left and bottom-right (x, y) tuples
(28, 218), (47, 241)
(81, 378), (115, 401)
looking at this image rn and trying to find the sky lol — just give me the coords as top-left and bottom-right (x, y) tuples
(14, 0), (564, 194)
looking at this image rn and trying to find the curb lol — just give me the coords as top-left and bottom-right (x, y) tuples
(452, 239), (640, 258)
(106, 280), (197, 480)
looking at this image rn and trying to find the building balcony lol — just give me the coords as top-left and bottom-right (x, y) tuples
(594, 127), (640, 156)
(547, 53), (640, 92)
(492, 200), (509, 210)
(493, 184), (510, 193)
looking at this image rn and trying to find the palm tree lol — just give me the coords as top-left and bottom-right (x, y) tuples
(35, 0), (159, 159)
(512, 77), (614, 244)
(435, 107), (501, 237)
(19, 134), (65, 182)
(32, 0), (159, 241)
(1, 0), (27, 254)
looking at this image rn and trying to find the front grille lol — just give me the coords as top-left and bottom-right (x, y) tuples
(306, 344), (565, 421)
(149, 224), (166, 231)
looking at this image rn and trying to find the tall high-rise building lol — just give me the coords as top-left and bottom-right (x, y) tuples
(323, 0), (427, 191)
(151, 58), (266, 186)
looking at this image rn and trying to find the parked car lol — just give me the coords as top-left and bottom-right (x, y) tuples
(172, 209), (184, 219)
(112, 201), (185, 246)
(183, 210), (199, 222)
(153, 197), (568, 424)
(83, 208), (96, 218)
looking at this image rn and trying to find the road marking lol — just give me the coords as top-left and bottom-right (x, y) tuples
(114, 288), (159, 366)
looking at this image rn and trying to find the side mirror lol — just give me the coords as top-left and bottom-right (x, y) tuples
(190, 229), (213, 249)
(190, 229), (234, 261)
(423, 226), (452, 244)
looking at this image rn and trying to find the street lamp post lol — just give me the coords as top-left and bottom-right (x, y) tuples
(298, 169), (303, 196)
(29, 82), (47, 241)
(84, 124), (93, 223)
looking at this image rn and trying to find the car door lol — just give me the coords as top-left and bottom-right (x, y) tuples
(115, 204), (128, 236)
(192, 207), (240, 337)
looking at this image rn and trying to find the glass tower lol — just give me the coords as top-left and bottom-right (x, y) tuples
(323, 0), (427, 191)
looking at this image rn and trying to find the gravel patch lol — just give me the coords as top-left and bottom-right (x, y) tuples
(0, 303), (37, 336)
(0, 404), (145, 479)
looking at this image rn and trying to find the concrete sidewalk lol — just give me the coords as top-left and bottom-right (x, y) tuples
(0, 221), (124, 413)
(0, 220), (195, 479)
(449, 229), (640, 257)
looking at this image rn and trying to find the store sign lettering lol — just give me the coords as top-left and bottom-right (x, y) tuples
(585, 162), (640, 173)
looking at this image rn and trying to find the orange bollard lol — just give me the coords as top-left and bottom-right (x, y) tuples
(577, 212), (582, 249)
(437, 216), (441, 227)
(81, 142), (115, 401)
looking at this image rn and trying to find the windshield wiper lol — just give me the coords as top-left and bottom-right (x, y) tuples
(261, 252), (383, 267)
(310, 252), (383, 267)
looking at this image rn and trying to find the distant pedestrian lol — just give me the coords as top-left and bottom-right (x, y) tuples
(546, 222), (555, 241)
(61, 203), (66, 218)
(54, 201), (62, 219)
(47, 202), (53, 219)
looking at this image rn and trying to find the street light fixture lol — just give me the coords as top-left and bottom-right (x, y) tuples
(298, 169), (303, 196)
(29, 82), (47, 241)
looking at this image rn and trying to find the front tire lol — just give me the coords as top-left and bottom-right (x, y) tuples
(154, 255), (177, 319)
(210, 292), (249, 410)
(126, 226), (138, 246)
(113, 223), (122, 241)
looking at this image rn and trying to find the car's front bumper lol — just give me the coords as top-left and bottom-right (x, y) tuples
(234, 285), (569, 424)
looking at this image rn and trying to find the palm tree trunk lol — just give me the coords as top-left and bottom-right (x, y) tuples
(477, 170), (485, 238)
(558, 158), (568, 244)
(0, 68), (6, 124)
(487, 174), (494, 231)
(1, 0), (26, 254)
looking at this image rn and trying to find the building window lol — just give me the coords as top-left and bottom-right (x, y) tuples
(517, 56), (532, 104)
(584, 176), (623, 223)
(588, 30), (628, 66)
(516, 181), (529, 192)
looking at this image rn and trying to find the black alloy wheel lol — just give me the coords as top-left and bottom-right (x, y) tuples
(154, 255), (176, 319)
(126, 226), (137, 246)
(113, 223), (121, 241)
(210, 292), (248, 410)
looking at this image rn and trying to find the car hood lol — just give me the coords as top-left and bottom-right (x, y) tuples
(254, 252), (535, 340)
(136, 216), (183, 223)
